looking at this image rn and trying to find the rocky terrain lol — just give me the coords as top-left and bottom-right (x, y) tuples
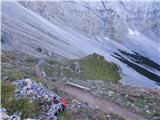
(1, 0), (160, 88)
(1, 0), (160, 120)
(71, 79), (160, 119)
(1, 78), (126, 120)
(19, 0), (160, 43)
(1, 50), (160, 120)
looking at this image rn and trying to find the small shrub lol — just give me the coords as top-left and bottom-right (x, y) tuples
(24, 57), (36, 64)
(3, 98), (40, 119)
(63, 68), (72, 77)
(153, 112), (160, 117)
(57, 110), (72, 120)
(1, 55), (10, 62)
(36, 47), (42, 53)
(46, 59), (57, 65)
(43, 64), (54, 77)
(1, 52), (16, 62)
(1, 81), (15, 105)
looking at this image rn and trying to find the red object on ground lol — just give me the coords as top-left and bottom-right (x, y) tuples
(60, 97), (67, 108)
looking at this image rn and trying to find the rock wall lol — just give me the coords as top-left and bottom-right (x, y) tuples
(19, 0), (160, 42)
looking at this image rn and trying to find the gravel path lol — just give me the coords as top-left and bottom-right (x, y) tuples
(58, 84), (148, 120)
(35, 59), (148, 120)
(35, 59), (44, 80)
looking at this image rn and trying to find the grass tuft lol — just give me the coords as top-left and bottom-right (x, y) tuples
(1, 81), (40, 119)
(57, 109), (72, 120)
(8, 70), (25, 81)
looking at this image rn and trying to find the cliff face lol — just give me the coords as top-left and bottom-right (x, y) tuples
(18, 0), (160, 63)
(19, 0), (160, 42)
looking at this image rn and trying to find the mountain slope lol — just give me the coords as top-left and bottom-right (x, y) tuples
(19, 0), (160, 63)
(2, 1), (100, 59)
(1, 1), (160, 88)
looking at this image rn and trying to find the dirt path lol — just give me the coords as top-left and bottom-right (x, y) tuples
(35, 59), (148, 120)
(58, 84), (148, 120)
(35, 59), (44, 80)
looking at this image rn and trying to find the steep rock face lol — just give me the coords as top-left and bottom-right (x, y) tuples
(1, 1), (100, 59)
(18, 0), (160, 64)
(19, 0), (160, 42)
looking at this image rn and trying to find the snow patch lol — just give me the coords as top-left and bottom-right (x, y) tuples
(128, 28), (140, 36)
(128, 29), (135, 35)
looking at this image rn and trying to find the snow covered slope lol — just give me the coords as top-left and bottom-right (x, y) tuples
(1, 1), (160, 88)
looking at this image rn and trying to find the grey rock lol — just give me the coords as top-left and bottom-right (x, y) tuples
(12, 78), (64, 120)
(1, 1), (160, 88)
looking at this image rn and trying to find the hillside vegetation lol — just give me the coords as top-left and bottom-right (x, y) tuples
(80, 53), (121, 81)
(1, 81), (40, 119)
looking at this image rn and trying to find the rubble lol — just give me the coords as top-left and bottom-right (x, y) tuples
(13, 78), (60, 101)
(70, 99), (97, 112)
(68, 62), (81, 73)
(68, 99), (125, 120)
(0, 108), (21, 120)
(68, 80), (160, 120)
(12, 79), (64, 120)
(0, 108), (10, 120)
